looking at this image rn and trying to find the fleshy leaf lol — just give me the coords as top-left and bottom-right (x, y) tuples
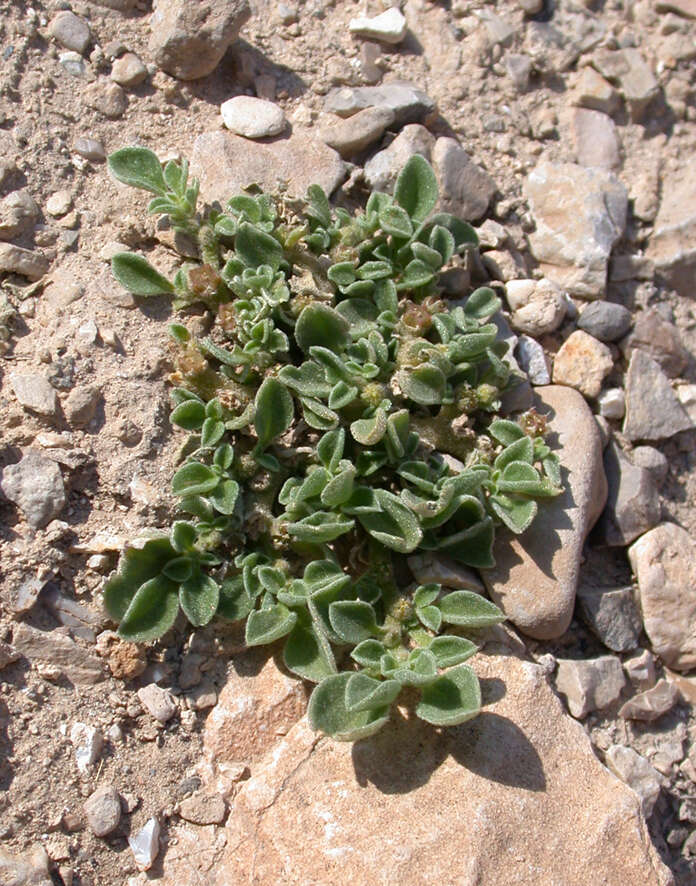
(416, 664), (482, 726)
(118, 575), (180, 642)
(308, 673), (390, 741)
(283, 619), (337, 683)
(295, 304), (350, 353)
(103, 535), (175, 621)
(179, 571), (220, 627)
(394, 154), (438, 223)
(254, 378), (294, 449)
(329, 600), (381, 644)
(428, 635), (478, 668)
(108, 147), (167, 195)
(245, 604), (297, 646)
(112, 253), (174, 296)
(217, 576), (255, 621)
(235, 222), (283, 270)
(345, 674), (401, 713)
(438, 591), (505, 628)
(172, 462), (219, 497)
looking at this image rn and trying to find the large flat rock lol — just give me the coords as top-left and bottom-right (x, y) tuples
(161, 636), (672, 886)
(482, 385), (608, 639)
(190, 130), (347, 204)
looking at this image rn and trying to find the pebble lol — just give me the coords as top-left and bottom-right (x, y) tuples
(69, 722), (103, 773)
(65, 384), (100, 427)
(111, 52), (148, 88)
(478, 9), (514, 46)
(9, 372), (59, 418)
(59, 51), (87, 77)
(138, 683), (177, 723)
(49, 11), (91, 55)
(629, 523), (696, 671)
(45, 190), (73, 218)
(552, 330), (613, 399)
(525, 162), (627, 299)
(622, 350), (692, 441)
(0, 190), (40, 239)
(597, 388), (625, 420)
(73, 138), (106, 162)
(84, 81), (128, 119)
(555, 655), (626, 718)
(128, 818), (160, 870)
(519, 0), (544, 15)
(0, 639), (20, 670)
(84, 786), (122, 837)
(624, 649), (656, 690)
(577, 586), (643, 653)
(360, 41), (383, 84)
(504, 53), (532, 91)
(0, 243), (49, 280)
(605, 745), (662, 816)
(318, 106), (394, 158)
(0, 451), (66, 528)
(516, 335), (550, 384)
(0, 847), (52, 886)
(220, 96), (286, 139)
(619, 680), (681, 722)
(631, 446), (668, 486)
(620, 307), (688, 378)
(325, 82), (435, 125)
(597, 48), (659, 121)
(577, 301), (632, 341)
(407, 553), (484, 591)
(349, 8), (407, 44)
(571, 66), (620, 115)
(432, 136), (497, 222)
(597, 440), (661, 546)
(571, 108), (621, 170)
(505, 278), (566, 337)
(178, 791), (227, 825)
(364, 123), (435, 192)
(645, 163), (695, 296)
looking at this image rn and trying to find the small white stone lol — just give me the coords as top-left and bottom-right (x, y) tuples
(46, 190), (73, 218)
(138, 684), (177, 723)
(349, 8), (408, 45)
(220, 96), (287, 139)
(598, 387), (626, 420)
(128, 818), (161, 870)
(69, 722), (103, 773)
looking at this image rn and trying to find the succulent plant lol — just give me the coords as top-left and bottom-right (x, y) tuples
(103, 147), (562, 740)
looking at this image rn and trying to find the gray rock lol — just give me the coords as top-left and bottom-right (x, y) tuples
(407, 553), (484, 591)
(0, 640), (20, 670)
(629, 523), (696, 671)
(631, 446), (668, 486)
(111, 52), (148, 87)
(348, 8), (407, 45)
(84, 786), (122, 837)
(0, 243), (49, 280)
(555, 655), (626, 717)
(73, 138), (106, 162)
(364, 124), (435, 192)
(432, 137), (497, 222)
(221, 96), (287, 139)
(482, 386), (608, 640)
(0, 190), (40, 240)
(318, 107), (394, 158)
(9, 373), (59, 418)
(571, 66), (620, 115)
(179, 791), (227, 825)
(481, 248), (527, 282)
(619, 680), (680, 722)
(623, 350), (692, 441)
(65, 385), (100, 427)
(577, 586), (643, 652)
(605, 745), (662, 816)
(138, 684), (177, 723)
(677, 383), (696, 424)
(0, 847), (52, 886)
(479, 9), (514, 46)
(597, 441), (661, 546)
(13, 624), (105, 685)
(505, 278), (566, 337)
(552, 330), (614, 399)
(645, 164), (696, 296)
(577, 301), (632, 341)
(49, 11), (91, 55)
(516, 335), (550, 384)
(598, 388), (625, 420)
(191, 130), (346, 203)
(149, 0), (251, 81)
(0, 451), (65, 528)
(620, 308), (688, 378)
(593, 49), (659, 120)
(45, 190), (72, 218)
(84, 80), (128, 119)
(324, 81), (435, 125)
(525, 162), (627, 299)
(504, 54), (532, 91)
(623, 650), (656, 689)
(571, 108), (621, 170)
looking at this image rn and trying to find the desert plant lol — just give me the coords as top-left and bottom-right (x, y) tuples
(103, 147), (562, 740)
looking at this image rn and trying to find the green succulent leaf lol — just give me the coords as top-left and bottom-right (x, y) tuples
(103, 535), (176, 622)
(345, 674), (401, 713)
(254, 378), (294, 449)
(463, 286), (501, 320)
(351, 639), (388, 669)
(416, 664), (482, 726)
(108, 147), (167, 195)
(428, 635), (479, 668)
(394, 154), (439, 223)
(217, 576), (255, 621)
(295, 304), (350, 353)
(170, 399), (205, 430)
(397, 365), (446, 406)
(172, 462), (219, 497)
(438, 591), (505, 629)
(118, 575), (180, 642)
(350, 408), (388, 446)
(358, 489), (423, 553)
(235, 222), (283, 270)
(111, 253), (174, 296)
(179, 571), (220, 627)
(329, 600), (381, 644)
(308, 673), (390, 741)
(245, 604), (297, 646)
(286, 511), (355, 544)
(283, 619), (337, 683)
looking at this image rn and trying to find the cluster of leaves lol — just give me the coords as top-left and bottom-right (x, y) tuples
(104, 147), (562, 741)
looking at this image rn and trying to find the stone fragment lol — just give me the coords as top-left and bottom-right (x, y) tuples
(49, 11), (91, 55)
(483, 386), (608, 639)
(516, 335), (550, 384)
(481, 248), (527, 282)
(173, 649), (674, 886)
(324, 82), (435, 125)
(0, 640), (20, 670)
(111, 52), (148, 87)
(13, 624), (104, 684)
(571, 108), (621, 170)
(318, 107), (394, 158)
(349, 8), (407, 44)
(571, 66), (620, 115)
(610, 254), (654, 282)
(95, 631), (147, 680)
(504, 54), (532, 91)
(505, 278), (566, 337)
(129, 818), (160, 871)
(519, 0), (544, 13)
(598, 388), (625, 420)
(525, 163), (627, 299)
(407, 553), (484, 591)
(84, 81), (128, 119)
(191, 131), (346, 203)
(597, 441), (661, 546)
(605, 745), (662, 817)
(577, 301), (631, 341)
(432, 137), (497, 222)
(620, 49), (660, 120)
(655, 0), (696, 16)
(629, 523), (696, 671)
(73, 138), (106, 162)
(59, 51), (86, 77)
(204, 652), (307, 766)
(623, 350), (692, 441)
(45, 190), (72, 218)
(0, 243), (49, 280)
(9, 373), (59, 418)
(220, 96), (287, 139)
(364, 124), (435, 192)
(620, 308), (688, 378)
(624, 650), (656, 689)
(138, 684), (177, 723)
(645, 164), (696, 296)
(0, 190), (39, 239)
(149, 0), (251, 81)
(0, 451), (65, 528)
(631, 447), (668, 486)
(577, 586), (642, 652)
(552, 330), (613, 399)
(0, 847), (52, 886)
(84, 786), (122, 837)
(65, 385), (100, 427)
(555, 655), (626, 718)
(69, 722), (104, 772)
(619, 680), (680, 722)
(479, 9), (514, 46)
(179, 791), (227, 825)
(676, 384), (696, 424)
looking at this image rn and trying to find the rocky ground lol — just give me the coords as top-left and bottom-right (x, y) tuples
(0, 0), (695, 883)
